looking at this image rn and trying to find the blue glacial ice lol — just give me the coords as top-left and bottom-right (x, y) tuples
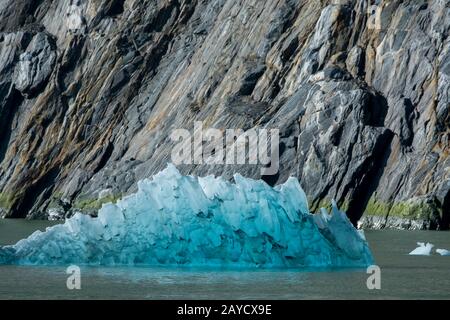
(0, 164), (374, 267)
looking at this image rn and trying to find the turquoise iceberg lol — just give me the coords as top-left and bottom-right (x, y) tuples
(0, 165), (373, 267)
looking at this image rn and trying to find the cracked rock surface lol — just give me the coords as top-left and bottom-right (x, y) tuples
(0, 0), (448, 229)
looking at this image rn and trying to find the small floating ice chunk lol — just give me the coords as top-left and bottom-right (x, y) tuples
(436, 249), (450, 256)
(409, 242), (434, 256)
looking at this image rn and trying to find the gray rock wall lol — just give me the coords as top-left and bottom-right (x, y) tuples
(0, 0), (448, 229)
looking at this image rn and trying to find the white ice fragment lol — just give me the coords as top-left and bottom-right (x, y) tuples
(409, 242), (435, 256)
(436, 249), (450, 256)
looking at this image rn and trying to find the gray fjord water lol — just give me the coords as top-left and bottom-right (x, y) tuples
(0, 220), (449, 299)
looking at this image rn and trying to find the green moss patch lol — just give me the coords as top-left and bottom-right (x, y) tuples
(365, 197), (438, 220)
(73, 194), (122, 211)
(0, 193), (14, 210)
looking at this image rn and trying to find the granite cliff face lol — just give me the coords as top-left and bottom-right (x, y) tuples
(0, 0), (448, 229)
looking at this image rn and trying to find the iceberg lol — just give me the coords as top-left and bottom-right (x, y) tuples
(0, 164), (374, 267)
(436, 249), (450, 256)
(409, 242), (435, 256)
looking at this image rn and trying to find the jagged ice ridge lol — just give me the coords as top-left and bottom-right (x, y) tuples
(0, 165), (374, 267)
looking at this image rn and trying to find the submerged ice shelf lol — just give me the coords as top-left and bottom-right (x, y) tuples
(0, 165), (374, 267)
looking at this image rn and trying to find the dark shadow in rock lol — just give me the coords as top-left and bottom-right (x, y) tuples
(346, 129), (394, 226)
(0, 0), (44, 32)
(261, 142), (285, 187)
(367, 91), (389, 127)
(9, 166), (60, 218)
(105, 0), (125, 17)
(261, 170), (280, 188)
(0, 87), (22, 164)
(93, 142), (115, 175)
(143, 1), (179, 33)
(238, 63), (266, 96)
(441, 190), (450, 230)
(399, 98), (415, 147)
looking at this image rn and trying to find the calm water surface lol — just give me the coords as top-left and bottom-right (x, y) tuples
(0, 220), (449, 299)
